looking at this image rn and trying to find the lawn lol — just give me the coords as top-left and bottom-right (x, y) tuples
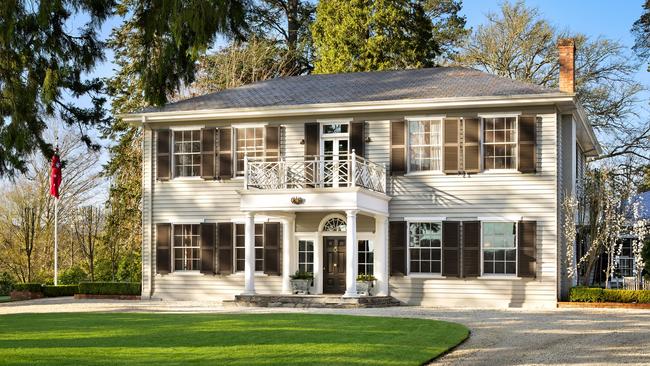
(0, 313), (468, 365)
(0, 296), (10, 303)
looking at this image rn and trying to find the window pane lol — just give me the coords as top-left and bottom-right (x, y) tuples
(173, 130), (201, 177)
(408, 120), (441, 172)
(482, 222), (517, 276)
(483, 117), (517, 170)
(235, 127), (265, 176)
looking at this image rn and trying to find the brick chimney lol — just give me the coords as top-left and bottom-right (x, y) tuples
(558, 38), (575, 93)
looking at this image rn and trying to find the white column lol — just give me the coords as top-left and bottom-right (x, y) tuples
(374, 215), (389, 296)
(243, 212), (256, 295)
(343, 209), (359, 298)
(281, 215), (295, 294)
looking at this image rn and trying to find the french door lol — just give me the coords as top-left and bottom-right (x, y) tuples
(321, 123), (349, 188)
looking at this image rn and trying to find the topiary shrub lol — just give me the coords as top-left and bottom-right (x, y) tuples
(0, 272), (14, 296)
(42, 285), (79, 297)
(78, 282), (141, 296)
(13, 283), (43, 293)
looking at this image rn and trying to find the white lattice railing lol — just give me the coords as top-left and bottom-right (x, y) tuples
(244, 152), (387, 194)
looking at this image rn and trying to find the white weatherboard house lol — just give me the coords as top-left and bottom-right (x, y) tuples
(123, 40), (600, 308)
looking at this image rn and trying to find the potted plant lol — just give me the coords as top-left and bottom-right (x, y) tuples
(356, 274), (376, 296)
(290, 271), (313, 294)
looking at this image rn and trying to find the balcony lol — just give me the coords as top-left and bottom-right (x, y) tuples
(239, 152), (390, 215)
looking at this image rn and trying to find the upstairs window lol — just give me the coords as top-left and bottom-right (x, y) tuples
(482, 222), (517, 275)
(408, 119), (442, 172)
(235, 127), (265, 176)
(173, 130), (201, 177)
(483, 117), (517, 170)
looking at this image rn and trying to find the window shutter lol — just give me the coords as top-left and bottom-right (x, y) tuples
(155, 223), (171, 274)
(263, 222), (281, 275)
(390, 120), (406, 175)
(463, 118), (480, 173)
(200, 223), (216, 274)
(350, 121), (364, 157)
(156, 130), (171, 181)
(304, 122), (319, 156)
(518, 221), (537, 278)
(443, 118), (460, 174)
(442, 221), (460, 277)
(218, 128), (232, 179)
(518, 116), (536, 173)
(265, 125), (280, 162)
(461, 221), (480, 277)
(217, 222), (234, 274)
(389, 221), (406, 275)
(201, 128), (216, 179)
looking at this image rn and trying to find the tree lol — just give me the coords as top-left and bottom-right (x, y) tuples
(311, 0), (468, 73)
(20, 207), (37, 283)
(0, 0), (113, 176)
(632, 0), (650, 70)
(72, 206), (104, 282)
(456, 1), (649, 165)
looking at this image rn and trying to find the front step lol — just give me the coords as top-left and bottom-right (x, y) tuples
(226, 294), (402, 308)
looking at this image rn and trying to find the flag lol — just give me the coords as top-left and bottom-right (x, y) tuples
(50, 149), (62, 199)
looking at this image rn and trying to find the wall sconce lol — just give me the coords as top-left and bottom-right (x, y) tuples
(365, 137), (372, 143)
(299, 139), (305, 145)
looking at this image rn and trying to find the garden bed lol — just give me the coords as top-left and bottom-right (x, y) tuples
(74, 294), (140, 300)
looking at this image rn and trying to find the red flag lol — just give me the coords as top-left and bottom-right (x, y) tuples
(50, 150), (62, 199)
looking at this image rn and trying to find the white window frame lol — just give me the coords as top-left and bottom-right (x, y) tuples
(234, 126), (266, 177)
(297, 239), (316, 274)
(481, 116), (519, 172)
(406, 220), (443, 276)
(171, 223), (201, 272)
(171, 129), (202, 179)
(480, 221), (518, 277)
(405, 117), (444, 174)
(357, 239), (374, 276)
(234, 223), (265, 273)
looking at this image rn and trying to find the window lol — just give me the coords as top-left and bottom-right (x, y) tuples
(298, 240), (314, 273)
(482, 222), (517, 275)
(358, 240), (374, 275)
(483, 117), (517, 170)
(322, 217), (346, 232)
(235, 127), (264, 176)
(173, 130), (201, 177)
(408, 222), (442, 274)
(408, 119), (442, 172)
(322, 123), (348, 135)
(173, 224), (200, 271)
(618, 258), (634, 277)
(235, 224), (264, 271)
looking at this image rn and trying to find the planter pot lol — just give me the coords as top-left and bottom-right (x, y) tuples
(356, 281), (374, 296)
(290, 279), (311, 295)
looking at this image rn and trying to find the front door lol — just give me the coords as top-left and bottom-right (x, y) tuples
(323, 237), (346, 294)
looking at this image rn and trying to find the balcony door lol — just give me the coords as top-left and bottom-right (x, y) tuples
(321, 122), (349, 188)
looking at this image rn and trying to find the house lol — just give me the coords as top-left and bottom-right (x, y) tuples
(122, 39), (601, 308)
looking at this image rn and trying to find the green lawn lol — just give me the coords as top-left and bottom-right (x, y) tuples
(0, 296), (10, 303)
(0, 313), (468, 365)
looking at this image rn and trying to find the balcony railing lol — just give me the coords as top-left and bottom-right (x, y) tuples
(244, 152), (387, 194)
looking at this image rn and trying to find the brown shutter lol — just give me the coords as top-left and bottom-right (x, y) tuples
(518, 221), (537, 278)
(304, 123), (319, 156)
(390, 120), (406, 175)
(350, 121), (364, 157)
(263, 222), (281, 275)
(155, 223), (171, 274)
(218, 128), (232, 179)
(201, 128), (216, 179)
(463, 118), (480, 173)
(200, 223), (216, 274)
(461, 221), (480, 277)
(442, 221), (460, 277)
(518, 116), (536, 173)
(217, 223), (234, 274)
(156, 130), (171, 180)
(443, 118), (460, 174)
(389, 221), (407, 275)
(265, 125), (280, 162)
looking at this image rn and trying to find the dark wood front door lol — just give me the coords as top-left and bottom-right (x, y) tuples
(323, 237), (346, 294)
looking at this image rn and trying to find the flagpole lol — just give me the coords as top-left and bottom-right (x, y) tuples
(54, 197), (58, 286)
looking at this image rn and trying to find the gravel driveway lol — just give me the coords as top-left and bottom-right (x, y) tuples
(1, 298), (649, 365)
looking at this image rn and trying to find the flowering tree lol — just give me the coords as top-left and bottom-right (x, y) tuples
(630, 201), (648, 288)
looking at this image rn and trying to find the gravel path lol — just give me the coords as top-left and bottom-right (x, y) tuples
(2, 298), (649, 365)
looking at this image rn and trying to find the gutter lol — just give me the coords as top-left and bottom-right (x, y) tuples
(120, 93), (574, 123)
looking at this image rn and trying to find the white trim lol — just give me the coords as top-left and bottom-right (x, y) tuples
(318, 213), (348, 232)
(169, 125), (205, 131)
(406, 217), (447, 223)
(404, 115), (446, 121)
(167, 218), (206, 224)
(317, 118), (353, 123)
(478, 112), (521, 118)
(230, 216), (272, 224)
(230, 122), (268, 128)
(406, 220), (444, 276)
(477, 216), (522, 222)
(480, 221), (519, 278)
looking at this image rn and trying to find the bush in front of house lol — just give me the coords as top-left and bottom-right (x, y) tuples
(58, 265), (88, 285)
(0, 272), (14, 296)
(42, 285), (79, 297)
(13, 283), (44, 293)
(569, 287), (650, 303)
(78, 282), (141, 296)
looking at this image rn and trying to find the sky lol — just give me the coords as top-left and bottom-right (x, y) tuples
(39, 0), (650, 203)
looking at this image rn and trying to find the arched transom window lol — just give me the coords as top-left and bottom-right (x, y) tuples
(322, 217), (347, 232)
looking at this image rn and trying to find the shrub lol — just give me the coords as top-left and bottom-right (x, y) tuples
(637, 291), (650, 303)
(569, 287), (604, 302)
(42, 285), (79, 297)
(78, 282), (141, 296)
(290, 271), (313, 280)
(117, 252), (142, 283)
(59, 265), (88, 285)
(0, 272), (14, 296)
(13, 283), (43, 293)
(570, 287), (650, 304)
(602, 289), (638, 303)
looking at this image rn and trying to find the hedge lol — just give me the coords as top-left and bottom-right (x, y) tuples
(43, 285), (79, 297)
(78, 282), (141, 296)
(13, 283), (43, 293)
(569, 287), (650, 304)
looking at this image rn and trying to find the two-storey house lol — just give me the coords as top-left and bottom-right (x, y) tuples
(123, 39), (600, 307)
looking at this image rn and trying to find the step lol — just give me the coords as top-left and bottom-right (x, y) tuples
(229, 294), (402, 308)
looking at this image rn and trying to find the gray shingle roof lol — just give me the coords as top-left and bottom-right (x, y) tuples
(143, 67), (558, 113)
